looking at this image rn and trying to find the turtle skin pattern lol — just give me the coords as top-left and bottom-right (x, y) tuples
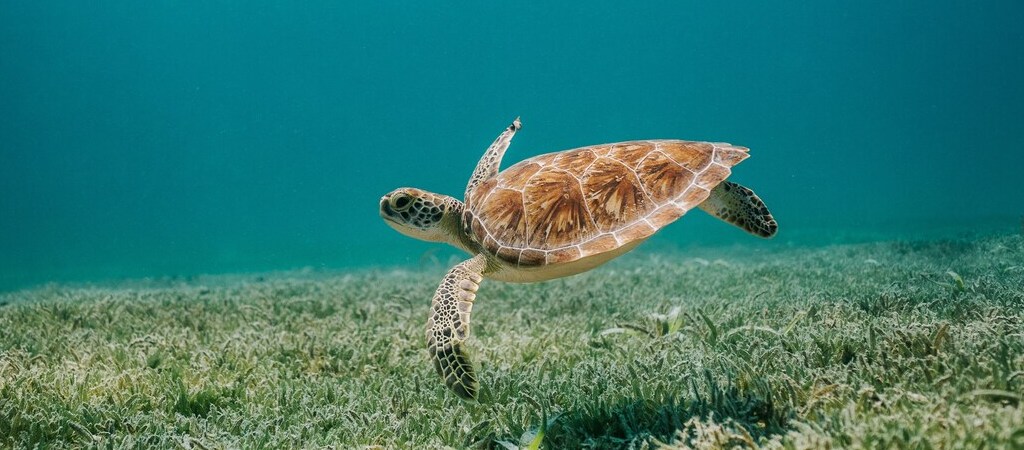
(425, 254), (485, 399)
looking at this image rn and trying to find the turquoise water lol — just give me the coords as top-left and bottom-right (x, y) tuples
(2, 1), (1022, 292)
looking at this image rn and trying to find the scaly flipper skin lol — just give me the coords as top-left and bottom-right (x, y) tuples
(698, 181), (778, 238)
(426, 254), (487, 399)
(465, 118), (521, 201)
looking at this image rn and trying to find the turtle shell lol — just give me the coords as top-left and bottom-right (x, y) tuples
(465, 140), (749, 267)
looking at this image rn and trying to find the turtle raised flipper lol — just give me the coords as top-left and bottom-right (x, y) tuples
(698, 181), (779, 238)
(426, 254), (487, 399)
(465, 117), (521, 199)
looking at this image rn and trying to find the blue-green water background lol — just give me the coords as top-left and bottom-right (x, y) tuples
(2, 1), (1023, 292)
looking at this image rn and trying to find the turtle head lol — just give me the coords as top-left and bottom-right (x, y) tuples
(380, 188), (464, 244)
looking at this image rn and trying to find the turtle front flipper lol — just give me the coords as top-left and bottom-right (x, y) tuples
(426, 254), (487, 399)
(465, 117), (521, 200)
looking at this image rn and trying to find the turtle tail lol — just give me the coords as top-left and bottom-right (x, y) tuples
(698, 181), (778, 238)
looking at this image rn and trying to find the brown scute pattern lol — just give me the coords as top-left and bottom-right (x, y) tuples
(519, 249), (546, 265)
(481, 189), (527, 247)
(467, 178), (497, 211)
(583, 157), (650, 233)
(683, 186), (711, 205)
(696, 164), (731, 186)
(463, 182), (494, 238)
(637, 151), (696, 199)
(712, 145), (750, 166)
(496, 161), (543, 191)
(467, 140), (751, 266)
(482, 234), (499, 254)
(552, 149), (597, 174)
(612, 142), (653, 167)
(469, 214), (485, 243)
(669, 141), (714, 172)
(547, 246), (582, 264)
(579, 233), (619, 255)
(426, 255), (486, 399)
(647, 204), (686, 226)
(621, 220), (658, 240)
(496, 246), (520, 262)
(524, 169), (592, 247)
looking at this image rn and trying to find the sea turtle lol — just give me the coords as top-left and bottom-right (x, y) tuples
(380, 118), (777, 399)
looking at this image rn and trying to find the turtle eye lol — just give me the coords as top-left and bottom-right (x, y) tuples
(391, 193), (412, 211)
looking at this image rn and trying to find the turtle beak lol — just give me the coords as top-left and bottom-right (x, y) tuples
(379, 195), (397, 222)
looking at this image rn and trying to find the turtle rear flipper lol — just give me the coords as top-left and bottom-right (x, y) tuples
(698, 181), (778, 238)
(426, 254), (487, 399)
